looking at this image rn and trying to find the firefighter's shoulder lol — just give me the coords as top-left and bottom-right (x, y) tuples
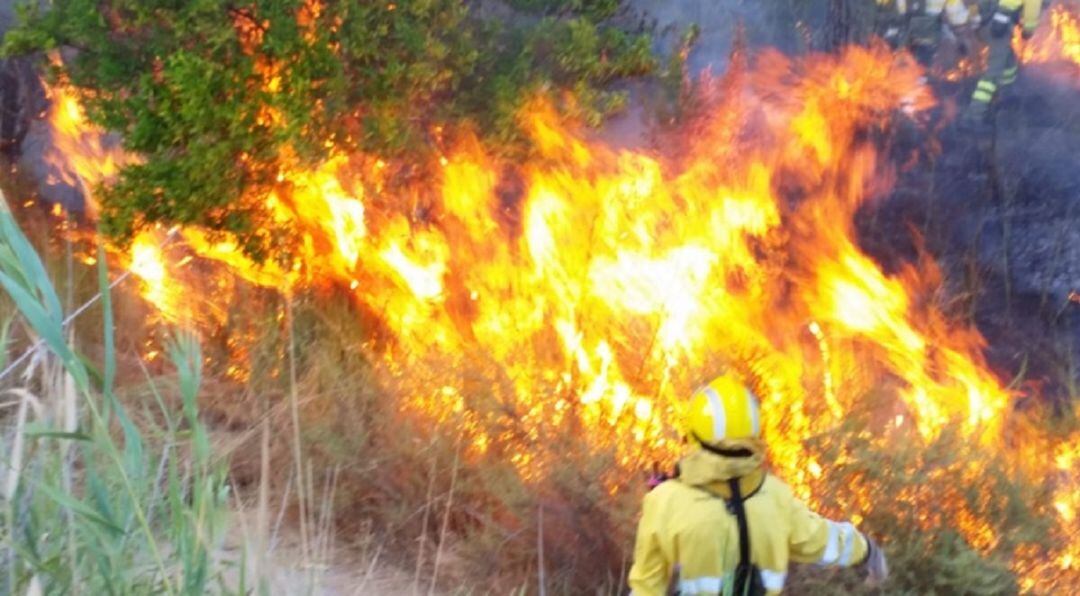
(759, 473), (792, 496)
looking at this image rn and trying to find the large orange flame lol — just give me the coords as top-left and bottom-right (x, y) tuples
(944, 3), (1079, 84)
(40, 62), (136, 218)
(1017, 3), (1080, 69)
(38, 38), (1079, 589)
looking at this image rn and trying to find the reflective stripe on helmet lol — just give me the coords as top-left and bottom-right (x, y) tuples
(678, 576), (723, 594)
(687, 373), (761, 442)
(702, 385), (727, 441)
(760, 569), (787, 591)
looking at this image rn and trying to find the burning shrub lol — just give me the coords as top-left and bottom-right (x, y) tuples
(1, 0), (654, 259)
(226, 285), (1069, 593)
(789, 394), (1049, 594)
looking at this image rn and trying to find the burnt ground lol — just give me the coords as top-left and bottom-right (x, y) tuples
(860, 68), (1080, 402)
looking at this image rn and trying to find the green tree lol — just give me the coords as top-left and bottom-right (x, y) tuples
(3, 0), (653, 260)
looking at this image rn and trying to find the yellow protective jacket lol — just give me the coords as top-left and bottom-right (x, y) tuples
(998, 0), (1042, 33)
(628, 443), (869, 595)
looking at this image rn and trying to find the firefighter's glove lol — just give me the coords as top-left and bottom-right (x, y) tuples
(862, 538), (889, 587)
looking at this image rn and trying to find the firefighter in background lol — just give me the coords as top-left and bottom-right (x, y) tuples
(628, 373), (889, 595)
(877, 0), (975, 67)
(963, 0), (1042, 125)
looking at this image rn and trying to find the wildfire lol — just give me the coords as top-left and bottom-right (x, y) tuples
(942, 3), (1079, 83)
(1017, 3), (1080, 69)
(38, 32), (1079, 592)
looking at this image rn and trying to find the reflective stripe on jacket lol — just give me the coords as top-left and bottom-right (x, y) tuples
(628, 446), (869, 595)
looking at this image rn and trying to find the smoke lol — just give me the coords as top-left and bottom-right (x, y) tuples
(0, 0), (14, 34)
(599, 0), (827, 150)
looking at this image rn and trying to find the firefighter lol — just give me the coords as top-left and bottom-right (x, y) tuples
(627, 373), (889, 595)
(877, 0), (975, 67)
(962, 0), (1042, 125)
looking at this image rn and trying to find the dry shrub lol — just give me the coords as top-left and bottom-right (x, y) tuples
(225, 291), (646, 592)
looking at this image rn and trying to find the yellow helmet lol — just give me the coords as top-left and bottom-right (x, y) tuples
(684, 373), (762, 445)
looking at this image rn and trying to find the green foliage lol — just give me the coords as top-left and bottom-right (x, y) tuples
(0, 204), (232, 594)
(2, 0), (654, 260)
(463, 14), (654, 138)
(651, 24), (701, 130)
(507, 0), (623, 20)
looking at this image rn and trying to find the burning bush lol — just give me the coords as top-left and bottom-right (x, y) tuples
(2, 0), (654, 258)
(791, 398), (1047, 594)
